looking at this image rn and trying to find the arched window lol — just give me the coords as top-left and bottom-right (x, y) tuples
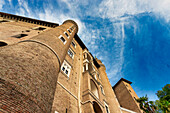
(93, 101), (102, 113)
(90, 80), (99, 98)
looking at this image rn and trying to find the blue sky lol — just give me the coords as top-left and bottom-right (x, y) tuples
(1, 0), (170, 101)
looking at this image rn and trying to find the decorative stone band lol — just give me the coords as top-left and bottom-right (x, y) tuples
(120, 107), (137, 113)
(82, 89), (104, 108)
(18, 40), (61, 70)
(57, 81), (78, 100)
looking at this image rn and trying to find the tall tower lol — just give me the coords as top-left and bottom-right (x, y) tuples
(96, 59), (122, 113)
(113, 78), (142, 113)
(0, 12), (78, 113)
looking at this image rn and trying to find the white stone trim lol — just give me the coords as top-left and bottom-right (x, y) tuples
(120, 107), (137, 113)
(57, 81), (78, 100)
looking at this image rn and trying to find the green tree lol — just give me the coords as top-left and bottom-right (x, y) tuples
(136, 95), (156, 113)
(156, 84), (170, 113)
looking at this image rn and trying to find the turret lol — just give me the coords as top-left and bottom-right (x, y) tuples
(0, 20), (78, 113)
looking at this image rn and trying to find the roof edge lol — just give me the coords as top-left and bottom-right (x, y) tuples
(112, 78), (132, 89)
(0, 12), (59, 28)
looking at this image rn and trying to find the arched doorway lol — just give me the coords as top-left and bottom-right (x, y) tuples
(93, 101), (102, 113)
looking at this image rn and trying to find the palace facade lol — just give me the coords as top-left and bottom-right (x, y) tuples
(0, 12), (142, 113)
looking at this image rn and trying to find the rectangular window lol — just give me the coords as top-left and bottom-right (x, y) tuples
(33, 27), (46, 31)
(61, 60), (71, 77)
(67, 29), (71, 34)
(0, 20), (9, 23)
(104, 101), (110, 113)
(71, 41), (76, 48)
(12, 34), (28, 38)
(105, 106), (109, 113)
(58, 35), (66, 45)
(68, 49), (74, 59)
(100, 86), (105, 95)
(64, 32), (69, 38)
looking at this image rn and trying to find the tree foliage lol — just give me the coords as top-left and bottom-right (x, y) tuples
(136, 95), (156, 113)
(156, 84), (170, 113)
(137, 84), (170, 113)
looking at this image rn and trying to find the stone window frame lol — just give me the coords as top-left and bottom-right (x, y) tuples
(58, 35), (67, 45)
(71, 41), (76, 48)
(61, 60), (71, 78)
(67, 29), (72, 34)
(104, 101), (110, 113)
(64, 31), (69, 39)
(100, 85), (105, 95)
(67, 48), (74, 59)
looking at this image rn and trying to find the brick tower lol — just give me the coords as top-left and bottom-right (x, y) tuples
(0, 12), (78, 113)
(113, 78), (143, 113)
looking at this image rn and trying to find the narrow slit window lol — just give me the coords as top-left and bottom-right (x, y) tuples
(12, 34), (28, 38)
(0, 42), (7, 47)
(0, 20), (9, 23)
(58, 35), (66, 45)
(68, 49), (74, 59)
(64, 32), (69, 38)
(33, 27), (46, 31)
(71, 41), (76, 48)
(67, 29), (71, 34)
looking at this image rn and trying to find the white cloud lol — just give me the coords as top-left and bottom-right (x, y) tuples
(0, 0), (5, 10)
(97, 0), (170, 22)
(8, 0), (12, 5)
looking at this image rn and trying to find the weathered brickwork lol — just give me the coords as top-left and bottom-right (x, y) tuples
(0, 78), (43, 113)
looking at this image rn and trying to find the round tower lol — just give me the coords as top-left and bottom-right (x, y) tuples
(96, 58), (122, 113)
(0, 20), (78, 113)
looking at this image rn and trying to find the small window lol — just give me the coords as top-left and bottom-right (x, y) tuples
(33, 27), (46, 31)
(64, 32), (69, 38)
(68, 49), (74, 59)
(100, 86), (105, 95)
(61, 60), (71, 77)
(67, 29), (71, 34)
(105, 106), (109, 113)
(0, 42), (7, 47)
(12, 34), (28, 38)
(62, 67), (65, 71)
(58, 35), (66, 45)
(25, 30), (30, 32)
(126, 84), (128, 87)
(71, 41), (76, 48)
(129, 90), (131, 92)
(97, 74), (100, 79)
(65, 70), (68, 74)
(0, 20), (9, 23)
(104, 101), (110, 113)
(134, 97), (136, 100)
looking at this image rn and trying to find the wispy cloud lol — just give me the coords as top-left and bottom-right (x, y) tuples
(0, 0), (5, 10)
